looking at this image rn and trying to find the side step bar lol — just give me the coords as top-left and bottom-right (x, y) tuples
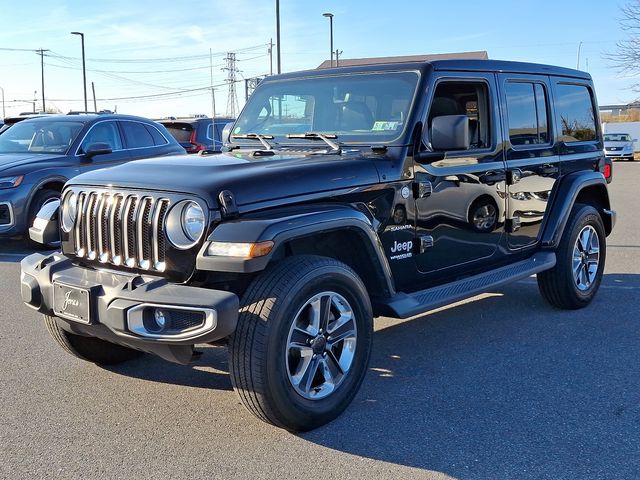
(377, 252), (556, 319)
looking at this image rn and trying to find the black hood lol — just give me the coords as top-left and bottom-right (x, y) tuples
(68, 151), (381, 209)
(0, 152), (64, 175)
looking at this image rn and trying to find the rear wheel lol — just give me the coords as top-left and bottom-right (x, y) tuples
(537, 204), (606, 309)
(229, 255), (373, 431)
(44, 315), (143, 365)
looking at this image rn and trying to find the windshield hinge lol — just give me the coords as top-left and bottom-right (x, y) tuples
(218, 190), (239, 218)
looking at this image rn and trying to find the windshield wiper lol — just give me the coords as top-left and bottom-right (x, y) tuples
(286, 132), (342, 154)
(231, 133), (275, 151)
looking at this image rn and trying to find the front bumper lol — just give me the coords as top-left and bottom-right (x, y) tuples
(605, 152), (634, 159)
(21, 252), (239, 364)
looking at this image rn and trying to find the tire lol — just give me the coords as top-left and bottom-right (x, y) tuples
(229, 255), (373, 431)
(28, 189), (61, 249)
(537, 203), (606, 309)
(44, 315), (143, 365)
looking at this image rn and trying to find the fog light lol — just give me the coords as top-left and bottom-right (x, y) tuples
(154, 309), (167, 329)
(143, 308), (172, 333)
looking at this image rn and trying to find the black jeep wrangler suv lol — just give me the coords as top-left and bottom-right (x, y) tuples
(21, 59), (615, 431)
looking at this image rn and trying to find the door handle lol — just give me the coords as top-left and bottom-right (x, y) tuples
(479, 171), (506, 184)
(538, 164), (559, 176)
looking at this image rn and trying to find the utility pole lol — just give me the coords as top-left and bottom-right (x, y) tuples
(276, 0), (281, 74)
(269, 38), (273, 75)
(36, 49), (50, 111)
(335, 49), (343, 67)
(91, 82), (97, 111)
(222, 52), (239, 118)
(210, 48), (217, 150)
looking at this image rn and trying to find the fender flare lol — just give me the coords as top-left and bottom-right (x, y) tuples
(540, 171), (614, 248)
(196, 204), (396, 297)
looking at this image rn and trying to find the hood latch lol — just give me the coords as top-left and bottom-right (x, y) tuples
(218, 190), (239, 218)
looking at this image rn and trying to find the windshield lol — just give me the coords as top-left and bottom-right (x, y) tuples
(604, 133), (632, 142)
(233, 71), (420, 145)
(0, 120), (84, 154)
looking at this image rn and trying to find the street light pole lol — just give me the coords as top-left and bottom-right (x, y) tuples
(276, 0), (281, 74)
(323, 13), (334, 67)
(71, 32), (88, 112)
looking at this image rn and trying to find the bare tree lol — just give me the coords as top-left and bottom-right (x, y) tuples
(607, 1), (640, 89)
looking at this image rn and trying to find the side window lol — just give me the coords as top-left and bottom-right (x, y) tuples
(428, 81), (490, 150)
(122, 121), (155, 148)
(505, 82), (550, 146)
(555, 84), (597, 142)
(144, 124), (168, 146)
(80, 121), (123, 153)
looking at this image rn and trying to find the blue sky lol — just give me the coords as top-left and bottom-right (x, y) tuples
(0, 0), (635, 118)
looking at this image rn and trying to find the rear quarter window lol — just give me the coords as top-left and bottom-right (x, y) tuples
(122, 121), (155, 148)
(554, 84), (597, 143)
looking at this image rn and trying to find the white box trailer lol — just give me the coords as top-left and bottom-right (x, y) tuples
(602, 121), (640, 152)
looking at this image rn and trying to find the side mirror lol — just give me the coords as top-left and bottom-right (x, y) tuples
(29, 199), (60, 247)
(221, 122), (234, 148)
(83, 142), (112, 160)
(430, 115), (470, 151)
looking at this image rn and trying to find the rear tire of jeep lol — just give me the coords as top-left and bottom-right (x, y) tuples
(229, 255), (373, 432)
(537, 203), (606, 309)
(44, 315), (143, 365)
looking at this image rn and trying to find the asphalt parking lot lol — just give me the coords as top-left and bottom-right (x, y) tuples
(0, 162), (639, 480)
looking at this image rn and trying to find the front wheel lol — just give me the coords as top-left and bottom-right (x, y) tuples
(537, 204), (606, 309)
(44, 315), (143, 365)
(229, 255), (373, 431)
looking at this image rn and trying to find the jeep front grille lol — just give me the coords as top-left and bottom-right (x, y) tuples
(72, 191), (170, 272)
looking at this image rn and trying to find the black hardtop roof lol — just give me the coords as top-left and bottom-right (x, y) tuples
(266, 59), (591, 82)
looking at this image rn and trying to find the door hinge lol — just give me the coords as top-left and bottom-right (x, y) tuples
(506, 216), (521, 233)
(419, 235), (434, 253)
(413, 181), (433, 199)
(507, 169), (522, 185)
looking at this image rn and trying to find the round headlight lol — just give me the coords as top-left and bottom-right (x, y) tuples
(61, 192), (78, 232)
(182, 202), (205, 241)
(165, 200), (206, 249)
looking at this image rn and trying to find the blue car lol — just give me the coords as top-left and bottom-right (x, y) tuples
(0, 113), (185, 245)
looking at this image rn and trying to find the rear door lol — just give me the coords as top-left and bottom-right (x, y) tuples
(498, 74), (560, 249)
(413, 72), (507, 277)
(120, 120), (169, 160)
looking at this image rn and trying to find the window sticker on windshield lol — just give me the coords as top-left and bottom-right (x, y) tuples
(372, 121), (400, 131)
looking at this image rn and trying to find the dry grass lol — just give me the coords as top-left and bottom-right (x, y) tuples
(602, 110), (640, 123)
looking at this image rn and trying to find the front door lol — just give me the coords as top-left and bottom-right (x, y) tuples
(413, 73), (507, 279)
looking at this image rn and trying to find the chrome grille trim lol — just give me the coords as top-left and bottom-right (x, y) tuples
(152, 199), (169, 271)
(69, 190), (171, 273)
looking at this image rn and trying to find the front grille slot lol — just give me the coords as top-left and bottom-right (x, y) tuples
(71, 190), (171, 273)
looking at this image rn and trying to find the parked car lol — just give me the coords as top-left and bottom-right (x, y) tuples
(0, 113), (57, 134)
(0, 113), (184, 245)
(604, 132), (636, 161)
(23, 59), (614, 432)
(158, 117), (235, 153)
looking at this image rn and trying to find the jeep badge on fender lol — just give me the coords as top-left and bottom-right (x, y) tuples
(21, 58), (615, 432)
